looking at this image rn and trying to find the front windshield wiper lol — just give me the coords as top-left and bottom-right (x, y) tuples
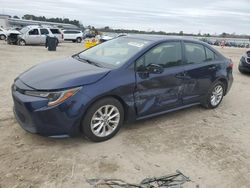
(73, 54), (103, 68)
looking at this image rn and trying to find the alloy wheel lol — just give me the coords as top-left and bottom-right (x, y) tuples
(210, 85), (223, 107)
(90, 105), (120, 137)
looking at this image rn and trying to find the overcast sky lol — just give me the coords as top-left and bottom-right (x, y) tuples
(1, 0), (249, 34)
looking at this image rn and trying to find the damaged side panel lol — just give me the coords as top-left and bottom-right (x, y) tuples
(134, 68), (184, 117)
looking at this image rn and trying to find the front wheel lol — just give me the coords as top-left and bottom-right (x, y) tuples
(0, 34), (6, 40)
(81, 98), (124, 142)
(203, 81), (225, 109)
(18, 39), (26, 46)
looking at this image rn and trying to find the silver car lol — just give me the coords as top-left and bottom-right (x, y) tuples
(17, 26), (64, 46)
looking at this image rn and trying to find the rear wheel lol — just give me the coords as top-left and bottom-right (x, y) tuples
(18, 39), (26, 46)
(82, 98), (124, 142)
(76, 37), (82, 43)
(203, 81), (225, 109)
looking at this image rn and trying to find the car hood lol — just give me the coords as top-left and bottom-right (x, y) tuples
(18, 57), (110, 90)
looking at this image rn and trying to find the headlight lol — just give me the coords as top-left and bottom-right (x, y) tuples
(25, 87), (82, 107)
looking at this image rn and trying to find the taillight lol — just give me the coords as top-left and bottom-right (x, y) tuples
(228, 59), (233, 69)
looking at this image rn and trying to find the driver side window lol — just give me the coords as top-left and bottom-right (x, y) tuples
(29, 29), (39, 35)
(136, 41), (182, 70)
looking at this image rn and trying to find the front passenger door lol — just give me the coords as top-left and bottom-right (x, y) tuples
(135, 41), (186, 117)
(26, 29), (40, 44)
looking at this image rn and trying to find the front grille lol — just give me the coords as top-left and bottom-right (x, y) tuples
(246, 57), (250, 64)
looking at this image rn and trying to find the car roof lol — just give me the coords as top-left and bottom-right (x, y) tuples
(123, 34), (202, 44)
(24, 25), (60, 30)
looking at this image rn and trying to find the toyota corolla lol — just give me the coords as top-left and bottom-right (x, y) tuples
(12, 36), (233, 142)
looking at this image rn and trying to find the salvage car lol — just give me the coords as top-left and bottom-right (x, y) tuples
(238, 50), (250, 73)
(12, 36), (233, 142)
(7, 25), (64, 46)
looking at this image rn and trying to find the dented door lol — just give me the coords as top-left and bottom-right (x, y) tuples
(135, 67), (184, 117)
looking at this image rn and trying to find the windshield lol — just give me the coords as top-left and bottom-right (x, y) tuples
(78, 37), (149, 68)
(20, 27), (29, 34)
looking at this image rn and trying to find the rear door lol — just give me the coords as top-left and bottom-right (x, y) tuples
(135, 41), (185, 117)
(181, 42), (219, 105)
(40, 28), (49, 44)
(50, 29), (62, 41)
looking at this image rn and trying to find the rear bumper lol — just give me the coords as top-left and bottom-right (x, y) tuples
(226, 73), (233, 95)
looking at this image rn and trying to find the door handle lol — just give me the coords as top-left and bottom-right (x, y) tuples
(175, 72), (189, 79)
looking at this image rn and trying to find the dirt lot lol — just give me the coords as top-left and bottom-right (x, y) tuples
(0, 40), (250, 188)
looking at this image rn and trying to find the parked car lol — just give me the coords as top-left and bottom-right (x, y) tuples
(8, 25), (64, 46)
(62, 30), (83, 43)
(0, 28), (7, 40)
(239, 50), (250, 73)
(12, 36), (233, 142)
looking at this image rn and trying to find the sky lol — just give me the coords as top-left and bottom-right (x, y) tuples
(1, 0), (250, 34)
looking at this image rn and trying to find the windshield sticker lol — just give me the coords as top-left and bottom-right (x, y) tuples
(128, 42), (145, 48)
(115, 61), (122, 65)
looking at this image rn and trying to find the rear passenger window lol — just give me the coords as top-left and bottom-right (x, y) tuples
(40, 29), (49, 35)
(50, 29), (61, 34)
(137, 42), (182, 69)
(205, 47), (215, 61)
(184, 43), (206, 64)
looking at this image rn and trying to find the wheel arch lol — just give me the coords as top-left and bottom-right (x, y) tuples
(79, 94), (131, 132)
(216, 77), (228, 95)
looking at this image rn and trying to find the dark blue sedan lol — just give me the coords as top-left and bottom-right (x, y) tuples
(12, 36), (233, 142)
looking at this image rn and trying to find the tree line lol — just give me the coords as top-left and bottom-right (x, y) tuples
(10, 15), (249, 39)
(12, 14), (82, 28)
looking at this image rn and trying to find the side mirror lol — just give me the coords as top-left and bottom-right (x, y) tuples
(146, 64), (164, 74)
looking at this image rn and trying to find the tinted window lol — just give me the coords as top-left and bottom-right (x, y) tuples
(28, 29), (39, 35)
(184, 43), (206, 64)
(137, 42), (182, 68)
(205, 47), (215, 61)
(63, 30), (70, 34)
(0, 29), (2, 31)
(40, 29), (49, 35)
(50, 29), (61, 34)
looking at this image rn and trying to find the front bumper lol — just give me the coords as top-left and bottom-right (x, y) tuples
(239, 57), (250, 72)
(12, 80), (89, 137)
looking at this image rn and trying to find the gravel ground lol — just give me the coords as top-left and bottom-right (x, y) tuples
(0, 40), (250, 188)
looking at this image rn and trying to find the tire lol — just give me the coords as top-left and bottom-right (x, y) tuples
(18, 39), (26, 46)
(76, 37), (82, 43)
(82, 97), (124, 142)
(202, 81), (225, 109)
(0, 34), (6, 40)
